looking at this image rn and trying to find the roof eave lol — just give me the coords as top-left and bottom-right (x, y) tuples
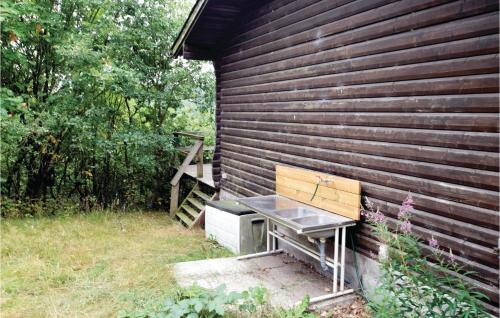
(170, 0), (209, 58)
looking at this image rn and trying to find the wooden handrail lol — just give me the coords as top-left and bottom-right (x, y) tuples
(171, 140), (203, 186)
(173, 131), (204, 140)
(170, 140), (204, 216)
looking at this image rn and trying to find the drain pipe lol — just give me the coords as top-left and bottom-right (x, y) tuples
(308, 237), (329, 271)
(318, 238), (328, 271)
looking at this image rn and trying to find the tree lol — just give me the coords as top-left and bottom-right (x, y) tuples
(1, 0), (215, 212)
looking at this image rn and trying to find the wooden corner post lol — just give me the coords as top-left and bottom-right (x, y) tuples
(170, 183), (180, 216)
(196, 144), (204, 178)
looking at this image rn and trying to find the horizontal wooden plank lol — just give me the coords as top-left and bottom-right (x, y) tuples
(221, 94), (500, 113)
(276, 165), (361, 194)
(275, 175), (361, 208)
(222, 54), (499, 95)
(222, 111), (499, 133)
(220, 142), (499, 210)
(222, 128), (499, 171)
(222, 163), (275, 189)
(224, 174), (273, 196)
(366, 197), (498, 248)
(276, 184), (360, 220)
(222, 120), (499, 152)
(362, 182), (499, 231)
(222, 35), (499, 88)
(222, 11), (498, 79)
(275, 164), (361, 219)
(222, 179), (261, 197)
(221, 75), (499, 105)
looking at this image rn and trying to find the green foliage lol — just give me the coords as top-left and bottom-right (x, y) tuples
(120, 285), (319, 318)
(1, 0), (214, 212)
(274, 296), (317, 318)
(363, 195), (489, 318)
(121, 284), (241, 318)
(238, 286), (268, 315)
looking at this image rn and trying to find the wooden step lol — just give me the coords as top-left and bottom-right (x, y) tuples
(187, 197), (204, 210)
(193, 189), (211, 201)
(182, 205), (199, 218)
(176, 211), (193, 227)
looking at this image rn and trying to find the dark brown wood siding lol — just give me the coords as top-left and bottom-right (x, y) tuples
(215, 0), (499, 311)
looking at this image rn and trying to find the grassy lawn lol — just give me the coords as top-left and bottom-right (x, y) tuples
(0, 211), (232, 317)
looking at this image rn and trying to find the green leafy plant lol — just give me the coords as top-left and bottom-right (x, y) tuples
(238, 286), (269, 316)
(363, 194), (489, 317)
(121, 284), (241, 318)
(274, 295), (317, 318)
(121, 285), (319, 318)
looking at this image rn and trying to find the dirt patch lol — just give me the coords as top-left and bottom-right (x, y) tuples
(321, 296), (371, 318)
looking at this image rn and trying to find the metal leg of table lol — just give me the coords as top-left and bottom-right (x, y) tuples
(236, 249), (284, 260)
(333, 227), (339, 294)
(266, 217), (271, 252)
(309, 226), (353, 305)
(340, 226), (346, 292)
(272, 222), (278, 251)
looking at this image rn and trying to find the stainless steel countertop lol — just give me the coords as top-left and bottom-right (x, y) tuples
(237, 195), (355, 236)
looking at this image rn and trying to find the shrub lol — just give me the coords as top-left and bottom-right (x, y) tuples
(363, 194), (489, 317)
(120, 285), (318, 318)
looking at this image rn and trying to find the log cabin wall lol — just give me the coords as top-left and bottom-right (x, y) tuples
(214, 0), (500, 311)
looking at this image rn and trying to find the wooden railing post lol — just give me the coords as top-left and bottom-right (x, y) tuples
(196, 144), (204, 178)
(170, 182), (179, 216)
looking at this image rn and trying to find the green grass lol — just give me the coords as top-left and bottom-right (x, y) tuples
(0, 211), (232, 317)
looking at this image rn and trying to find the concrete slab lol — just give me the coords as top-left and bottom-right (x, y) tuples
(173, 253), (348, 308)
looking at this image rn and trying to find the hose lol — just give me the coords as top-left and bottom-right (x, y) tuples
(349, 229), (367, 300)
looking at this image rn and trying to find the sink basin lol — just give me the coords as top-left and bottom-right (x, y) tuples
(292, 215), (337, 227)
(274, 207), (315, 219)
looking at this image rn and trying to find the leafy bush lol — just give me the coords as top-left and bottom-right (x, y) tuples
(363, 194), (489, 317)
(121, 285), (240, 318)
(120, 285), (318, 318)
(1, 0), (215, 211)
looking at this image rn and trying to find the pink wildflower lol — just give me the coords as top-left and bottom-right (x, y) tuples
(428, 237), (438, 248)
(400, 220), (412, 234)
(363, 207), (386, 224)
(397, 193), (414, 220)
(373, 210), (385, 223)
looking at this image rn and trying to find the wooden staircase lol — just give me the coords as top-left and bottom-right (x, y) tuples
(170, 132), (215, 228)
(175, 183), (215, 227)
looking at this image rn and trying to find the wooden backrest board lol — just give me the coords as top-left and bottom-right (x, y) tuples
(275, 165), (361, 220)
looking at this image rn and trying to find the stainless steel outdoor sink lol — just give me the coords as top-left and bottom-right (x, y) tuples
(237, 195), (355, 237)
(273, 207), (315, 219)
